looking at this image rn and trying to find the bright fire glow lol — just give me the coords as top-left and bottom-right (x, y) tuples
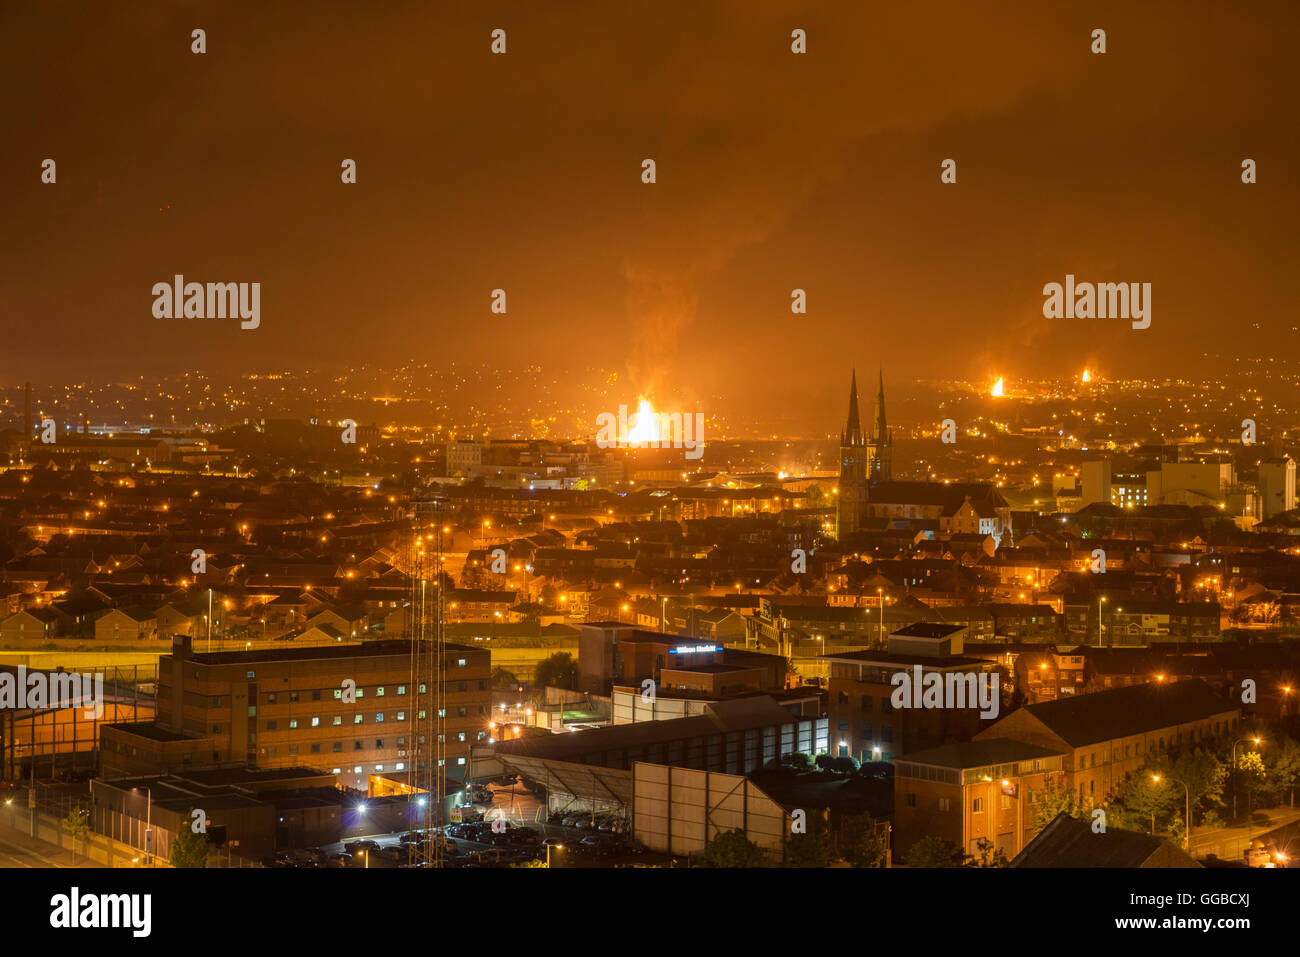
(626, 398), (660, 444)
(1081, 369), (1091, 383)
(990, 378), (1004, 398)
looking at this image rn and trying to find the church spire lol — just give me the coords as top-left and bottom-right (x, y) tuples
(842, 369), (864, 447)
(873, 368), (887, 442)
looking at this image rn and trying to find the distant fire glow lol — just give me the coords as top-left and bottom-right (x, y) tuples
(626, 398), (660, 445)
(1082, 369), (1092, 383)
(991, 378), (1004, 398)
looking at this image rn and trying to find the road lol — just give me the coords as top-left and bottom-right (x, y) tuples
(0, 833), (91, 868)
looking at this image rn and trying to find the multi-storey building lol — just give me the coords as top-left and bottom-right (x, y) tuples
(895, 738), (1066, 860)
(101, 635), (491, 790)
(974, 678), (1240, 808)
(824, 622), (1001, 763)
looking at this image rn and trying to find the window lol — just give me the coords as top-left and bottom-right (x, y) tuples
(376, 739), (385, 748)
(289, 719), (299, 729)
(311, 717), (320, 727)
(938, 797), (951, 812)
(356, 688), (364, 698)
(972, 798), (983, 813)
(212, 724), (222, 733)
(397, 737), (405, 746)
(353, 766), (362, 774)
(375, 713), (385, 723)
(310, 743), (321, 754)
(456, 757), (465, 765)
(332, 768), (341, 775)
(354, 715), (363, 724)
(332, 716), (342, 726)
(397, 685), (406, 695)
(457, 707), (467, 718)
(377, 687), (385, 697)
(266, 720), (277, 731)
(861, 723), (872, 740)
(267, 693), (277, 704)
(333, 689), (342, 700)
(419, 683), (427, 694)
(458, 681), (467, 692)
(332, 742), (342, 752)
(457, 658), (466, 667)
(375, 765), (384, 772)
(396, 711), (405, 721)
(477, 731), (486, 741)
(457, 732), (467, 742)
(290, 692), (299, 703)
(838, 719), (849, 731)
(1000, 794), (1010, 810)
(312, 690), (322, 702)
(437, 734), (446, 744)
(861, 695), (872, 712)
(881, 726), (893, 743)
(247, 705), (256, 717)
(395, 762), (405, 771)
(246, 670), (256, 679)
(211, 696), (222, 706)
(436, 708), (444, 718)
(355, 741), (363, 751)
(289, 745), (299, 755)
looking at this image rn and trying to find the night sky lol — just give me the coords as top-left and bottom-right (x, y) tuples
(3, 1), (1297, 419)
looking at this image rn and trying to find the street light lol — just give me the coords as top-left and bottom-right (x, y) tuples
(1151, 774), (1191, 850)
(546, 842), (564, 867)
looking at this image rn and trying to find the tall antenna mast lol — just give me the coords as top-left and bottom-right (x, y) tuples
(407, 497), (447, 866)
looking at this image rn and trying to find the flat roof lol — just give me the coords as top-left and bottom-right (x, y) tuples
(822, 650), (992, 669)
(176, 638), (479, 666)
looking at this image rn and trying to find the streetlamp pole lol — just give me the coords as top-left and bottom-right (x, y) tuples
(133, 786), (152, 867)
(1152, 774), (1190, 850)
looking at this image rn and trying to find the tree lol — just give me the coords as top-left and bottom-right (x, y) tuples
(1267, 737), (1300, 808)
(699, 829), (768, 868)
(839, 813), (886, 868)
(1031, 776), (1087, 830)
(782, 752), (812, 772)
(491, 666), (518, 689)
(534, 652), (578, 690)
(906, 835), (962, 867)
(965, 837), (1009, 868)
(1113, 769), (1176, 834)
(62, 808), (90, 857)
(784, 812), (834, 867)
(1166, 748), (1228, 825)
(169, 813), (210, 869)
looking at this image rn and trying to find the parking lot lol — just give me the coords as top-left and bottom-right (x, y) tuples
(265, 781), (654, 868)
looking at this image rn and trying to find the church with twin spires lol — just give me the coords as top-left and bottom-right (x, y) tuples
(836, 369), (892, 538)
